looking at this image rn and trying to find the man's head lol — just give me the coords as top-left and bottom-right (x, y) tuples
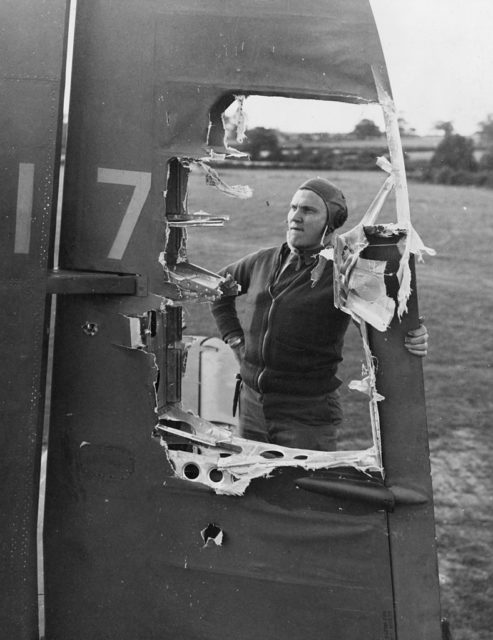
(286, 178), (348, 250)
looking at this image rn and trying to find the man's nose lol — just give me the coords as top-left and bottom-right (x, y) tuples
(289, 207), (303, 221)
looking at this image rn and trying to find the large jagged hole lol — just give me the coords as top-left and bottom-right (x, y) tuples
(153, 97), (419, 494)
(176, 97), (397, 454)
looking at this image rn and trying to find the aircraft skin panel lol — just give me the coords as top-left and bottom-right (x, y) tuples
(152, 9), (386, 102)
(364, 240), (443, 640)
(42, 1), (443, 639)
(45, 298), (395, 639)
(58, 0), (389, 277)
(0, 1), (69, 638)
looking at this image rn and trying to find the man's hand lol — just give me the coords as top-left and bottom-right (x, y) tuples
(226, 335), (245, 366)
(404, 320), (428, 357)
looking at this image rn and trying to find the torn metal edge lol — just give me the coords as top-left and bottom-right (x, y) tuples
(184, 158), (253, 199)
(153, 405), (382, 496)
(220, 94), (249, 157)
(359, 322), (384, 463)
(372, 65), (435, 318)
(160, 258), (226, 302)
(333, 169), (399, 334)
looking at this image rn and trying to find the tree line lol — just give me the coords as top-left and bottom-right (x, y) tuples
(421, 118), (493, 187)
(231, 116), (493, 188)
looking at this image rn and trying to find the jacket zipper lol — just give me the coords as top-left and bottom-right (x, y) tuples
(257, 259), (309, 393)
(256, 256), (280, 393)
(257, 296), (276, 393)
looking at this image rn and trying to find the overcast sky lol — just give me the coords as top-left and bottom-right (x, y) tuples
(243, 0), (493, 136)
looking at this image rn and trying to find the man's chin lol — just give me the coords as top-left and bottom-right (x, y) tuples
(287, 233), (323, 251)
(287, 231), (305, 248)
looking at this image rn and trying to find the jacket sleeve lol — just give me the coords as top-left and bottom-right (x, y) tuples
(211, 252), (256, 341)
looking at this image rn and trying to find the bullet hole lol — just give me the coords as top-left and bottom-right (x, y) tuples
(201, 523), (224, 547)
(82, 322), (99, 336)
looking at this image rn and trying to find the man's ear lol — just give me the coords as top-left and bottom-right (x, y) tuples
(332, 204), (348, 230)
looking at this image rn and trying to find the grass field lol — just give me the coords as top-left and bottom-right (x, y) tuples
(182, 167), (493, 640)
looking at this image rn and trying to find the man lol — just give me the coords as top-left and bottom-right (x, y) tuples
(211, 178), (428, 451)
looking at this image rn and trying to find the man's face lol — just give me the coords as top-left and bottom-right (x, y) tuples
(286, 189), (327, 249)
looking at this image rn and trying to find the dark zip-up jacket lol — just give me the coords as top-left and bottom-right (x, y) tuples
(211, 243), (350, 396)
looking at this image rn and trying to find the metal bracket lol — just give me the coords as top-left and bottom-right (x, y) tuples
(46, 270), (148, 296)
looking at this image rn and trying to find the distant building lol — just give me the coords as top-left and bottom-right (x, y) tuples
(227, 128), (485, 169)
(274, 132), (446, 169)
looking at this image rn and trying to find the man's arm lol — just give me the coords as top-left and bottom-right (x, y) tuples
(211, 275), (244, 343)
(211, 251), (259, 361)
(211, 271), (246, 366)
